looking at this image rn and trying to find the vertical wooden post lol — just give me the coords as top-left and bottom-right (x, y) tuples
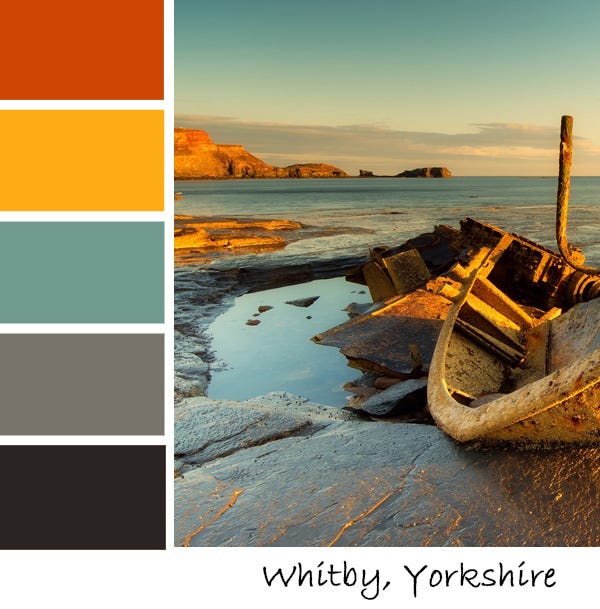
(556, 115), (573, 261)
(555, 115), (600, 275)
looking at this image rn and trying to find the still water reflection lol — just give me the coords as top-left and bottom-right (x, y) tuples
(207, 277), (371, 406)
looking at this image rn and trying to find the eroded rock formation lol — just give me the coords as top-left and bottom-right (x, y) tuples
(286, 163), (346, 178)
(174, 215), (303, 252)
(359, 167), (452, 178)
(175, 128), (347, 179)
(396, 167), (452, 178)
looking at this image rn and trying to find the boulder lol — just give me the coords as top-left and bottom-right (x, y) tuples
(360, 378), (428, 416)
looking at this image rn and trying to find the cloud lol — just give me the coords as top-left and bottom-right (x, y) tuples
(174, 114), (600, 175)
(437, 145), (556, 159)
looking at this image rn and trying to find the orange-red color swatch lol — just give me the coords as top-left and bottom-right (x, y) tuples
(0, 0), (163, 100)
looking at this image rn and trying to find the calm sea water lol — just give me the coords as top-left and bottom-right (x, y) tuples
(175, 177), (600, 264)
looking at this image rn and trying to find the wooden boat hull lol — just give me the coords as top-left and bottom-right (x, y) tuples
(427, 242), (600, 445)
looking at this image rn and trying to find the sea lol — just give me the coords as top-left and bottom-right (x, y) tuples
(175, 177), (600, 405)
(174, 176), (600, 265)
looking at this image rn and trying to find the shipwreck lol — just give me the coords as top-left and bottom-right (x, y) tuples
(314, 116), (600, 444)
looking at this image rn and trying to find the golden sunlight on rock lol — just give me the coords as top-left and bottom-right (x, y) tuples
(174, 216), (303, 252)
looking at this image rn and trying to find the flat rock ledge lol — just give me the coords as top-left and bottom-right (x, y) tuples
(175, 392), (355, 467)
(175, 392), (600, 547)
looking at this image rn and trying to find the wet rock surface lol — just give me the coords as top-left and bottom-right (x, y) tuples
(175, 392), (600, 547)
(285, 295), (320, 308)
(174, 217), (600, 547)
(360, 378), (428, 416)
(175, 394), (321, 467)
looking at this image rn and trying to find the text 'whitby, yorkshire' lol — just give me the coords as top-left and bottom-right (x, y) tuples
(262, 560), (557, 600)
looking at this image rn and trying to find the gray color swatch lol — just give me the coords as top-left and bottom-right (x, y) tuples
(0, 334), (164, 435)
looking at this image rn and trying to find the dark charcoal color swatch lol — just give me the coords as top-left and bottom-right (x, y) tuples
(0, 445), (165, 549)
(0, 334), (164, 435)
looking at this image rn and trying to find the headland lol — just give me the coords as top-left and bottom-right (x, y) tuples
(174, 128), (451, 180)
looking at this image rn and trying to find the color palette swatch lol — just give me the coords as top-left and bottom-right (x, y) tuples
(0, 222), (164, 322)
(0, 446), (165, 549)
(0, 0), (163, 100)
(1, 1), (166, 549)
(0, 111), (164, 211)
(0, 334), (164, 435)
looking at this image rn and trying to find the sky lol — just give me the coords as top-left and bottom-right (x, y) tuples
(175, 0), (600, 176)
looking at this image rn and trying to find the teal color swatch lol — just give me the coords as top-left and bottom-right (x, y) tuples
(0, 222), (164, 322)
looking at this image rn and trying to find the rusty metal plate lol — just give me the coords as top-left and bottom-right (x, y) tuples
(313, 288), (452, 377)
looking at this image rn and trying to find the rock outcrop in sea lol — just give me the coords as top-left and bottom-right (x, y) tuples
(396, 167), (452, 178)
(175, 128), (347, 179)
(359, 167), (452, 178)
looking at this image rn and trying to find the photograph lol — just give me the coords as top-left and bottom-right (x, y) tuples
(173, 0), (600, 550)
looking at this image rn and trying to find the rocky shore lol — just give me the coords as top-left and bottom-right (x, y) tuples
(174, 216), (600, 547)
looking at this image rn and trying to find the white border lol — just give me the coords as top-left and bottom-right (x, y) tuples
(0, 2), (596, 608)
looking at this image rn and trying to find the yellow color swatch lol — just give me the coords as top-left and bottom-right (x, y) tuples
(0, 110), (164, 211)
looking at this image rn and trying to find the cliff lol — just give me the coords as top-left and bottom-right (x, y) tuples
(174, 128), (347, 179)
(174, 129), (279, 179)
